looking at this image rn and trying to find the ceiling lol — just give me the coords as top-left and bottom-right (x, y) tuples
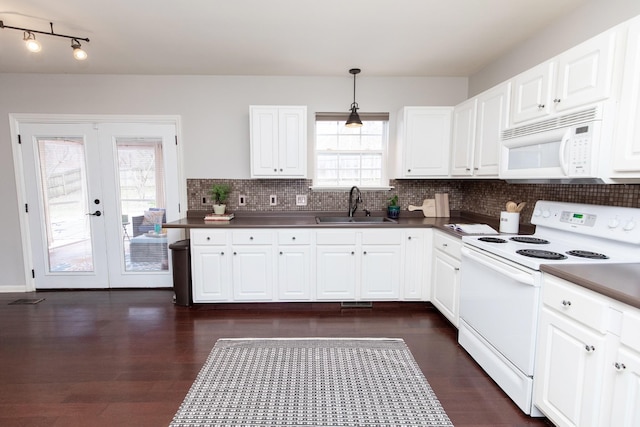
(0, 0), (587, 77)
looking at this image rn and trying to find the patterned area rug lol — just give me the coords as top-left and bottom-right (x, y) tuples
(170, 338), (453, 426)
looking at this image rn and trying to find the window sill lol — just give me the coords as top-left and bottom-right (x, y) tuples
(309, 186), (394, 192)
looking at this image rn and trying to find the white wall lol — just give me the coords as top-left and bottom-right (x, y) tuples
(0, 74), (467, 291)
(469, 0), (640, 96)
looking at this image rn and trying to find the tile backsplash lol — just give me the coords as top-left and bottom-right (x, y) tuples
(187, 178), (640, 224)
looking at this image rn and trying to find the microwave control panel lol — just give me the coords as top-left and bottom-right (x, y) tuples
(567, 125), (593, 175)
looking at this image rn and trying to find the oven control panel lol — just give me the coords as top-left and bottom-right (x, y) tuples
(532, 201), (640, 244)
(560, 211), (596, 227)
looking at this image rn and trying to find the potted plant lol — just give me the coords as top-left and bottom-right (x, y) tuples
(387, 194), (400, 219)
(209, 183), (231, 215)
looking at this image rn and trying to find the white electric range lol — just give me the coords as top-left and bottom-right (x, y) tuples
(458, 201), (640, 416)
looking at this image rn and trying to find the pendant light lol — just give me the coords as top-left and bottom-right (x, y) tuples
(345, 68), (363, 128)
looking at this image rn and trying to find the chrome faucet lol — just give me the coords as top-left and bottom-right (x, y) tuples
(348, 186), (362, 217)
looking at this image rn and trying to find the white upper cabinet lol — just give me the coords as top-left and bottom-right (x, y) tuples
(250, 105), (307, 178)
(395, 107), (453, 178)
(611, 16), (640, 178)
(451, 82), (510, 177)
(511, 29), (618, 126)
(450, 98), (477, 176)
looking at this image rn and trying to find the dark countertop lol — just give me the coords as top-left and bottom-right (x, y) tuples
(541, 264), (640, 310)
(163, 210), (523, 237)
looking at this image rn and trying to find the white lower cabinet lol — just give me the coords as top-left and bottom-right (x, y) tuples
(534, 274), (640, 427)
(402, 229), (431, 300)
(431, 230), (462, 327)
(192, 227), (427, 303)
(316, 229), (404, 301)
(191, 230), (232, 302)
(277, 230), (313, 300)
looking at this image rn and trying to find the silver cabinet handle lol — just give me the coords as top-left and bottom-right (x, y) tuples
(561, 300), (572, 307)
(292, 236), (296, 240)
(454, 267), (460, 271)
(279, 251), (283, 255)
(408, 236), (412, 240)
(442, 243), (448, 247)
(554, 98), (561, 104)
(585, 345), (596, 353)
(614, 362), (626, 371)
(221, 251), (224, 255)
(233, 252), (237, 255)
(250, 236), (254, 240)
(206, 237), (211, 241)
(538, 104), (545, 109)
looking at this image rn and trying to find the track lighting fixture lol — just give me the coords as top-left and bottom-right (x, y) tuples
(0, 20), (90, 60)
(345, 68), (363, 128)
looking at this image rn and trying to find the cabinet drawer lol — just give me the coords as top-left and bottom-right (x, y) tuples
(621, 309), (640, 351)
(362, 230), (403, 245)
(542, 276), (608, 333)
(316, 231), (356, 245)
(232, 230), (273, 245)
(433, 231), (461, 260)
(278, 230), (311, 245)
(191, 230), (228, 246)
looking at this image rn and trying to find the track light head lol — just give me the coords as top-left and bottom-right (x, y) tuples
(71, 39), (87, 60)
(23, 31), (42, 53)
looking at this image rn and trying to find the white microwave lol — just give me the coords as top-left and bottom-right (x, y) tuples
(500, 105), (610, 183)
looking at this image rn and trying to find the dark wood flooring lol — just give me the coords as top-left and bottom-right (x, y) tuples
(0, 290), (552, 427)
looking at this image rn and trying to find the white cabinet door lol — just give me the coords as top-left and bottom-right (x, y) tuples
(474, 82), (510, 176)
(511, 61), (554, 124)
(278, 107), (307, 176)
(534, 307), (607, 427)
(277, 246), (312, 300)
(608, 346), (640, 427)
(360, 244), (401, 300)
(250, 105), (306, 178)
(316, 245), (357, 300)
(396, 107), (452, 177)
(611, 17), (640, 176)
(232, 246), (274, 300)
(191, 245), (232, 302)
(554, 31), (617, 113)
(402, 230), (429, 301)
(431, 250), (460, 327)
(450, 98), (477, 176)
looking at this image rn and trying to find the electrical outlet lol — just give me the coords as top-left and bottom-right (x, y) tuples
(296, 195), (307, 206)
(238, 195), (246, 206)
(270, 195), (277, 206)
(201, 196), (209, 205)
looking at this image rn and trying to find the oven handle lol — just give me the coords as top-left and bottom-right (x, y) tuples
(462, 246), (536, 286)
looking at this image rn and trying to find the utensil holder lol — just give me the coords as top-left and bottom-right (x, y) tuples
(499, 211), (520, 233)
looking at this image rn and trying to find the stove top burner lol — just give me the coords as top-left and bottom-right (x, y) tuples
(566, 250), (609, 259)
(510, 236), (550, 244)
(478, 237), (507, 243)
(516, 249), (568, 260)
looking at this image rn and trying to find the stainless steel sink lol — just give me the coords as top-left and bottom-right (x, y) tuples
(315, 216), (397, 224)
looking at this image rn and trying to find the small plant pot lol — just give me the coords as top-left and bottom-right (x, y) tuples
(387, 205), (400, 219)
(213, 204), (226, 215)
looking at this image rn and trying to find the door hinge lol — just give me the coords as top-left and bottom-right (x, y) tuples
(178, 203), (181, 213)
(25, 203), (29, 213)
(31, 269), (35, 279)
(175, 135), (178, 145)
(17, 134), (22, 144)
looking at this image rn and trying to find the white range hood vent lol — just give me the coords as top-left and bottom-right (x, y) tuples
(502, 105), (600, 140)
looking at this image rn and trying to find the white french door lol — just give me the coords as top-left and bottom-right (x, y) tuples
(18, 120), (181, 289)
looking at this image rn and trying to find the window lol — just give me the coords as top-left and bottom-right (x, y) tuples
(314, 112), (389, 188)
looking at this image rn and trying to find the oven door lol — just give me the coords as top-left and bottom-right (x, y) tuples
(459, 245), (541, 376)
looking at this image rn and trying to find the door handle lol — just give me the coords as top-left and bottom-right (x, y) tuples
(87, 211), (102, 216)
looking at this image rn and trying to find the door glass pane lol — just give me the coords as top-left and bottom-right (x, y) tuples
(37, 138), (94, 272)
(117, 139), (168, 272)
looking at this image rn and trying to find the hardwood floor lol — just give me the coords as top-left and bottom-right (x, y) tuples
(0, 290), (552, 427)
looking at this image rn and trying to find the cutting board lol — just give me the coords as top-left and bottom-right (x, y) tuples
(435, 193), (450, 217)
(408, 199), (436, 217)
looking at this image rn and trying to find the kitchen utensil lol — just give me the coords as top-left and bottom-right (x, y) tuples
(516, 202), (526, 212)
(506, 201), (517, 212)
(435, 193), (450, 217)
(408, 199), (436, 217)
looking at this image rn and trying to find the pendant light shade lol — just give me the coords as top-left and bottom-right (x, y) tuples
(345, 68), (363, 128)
